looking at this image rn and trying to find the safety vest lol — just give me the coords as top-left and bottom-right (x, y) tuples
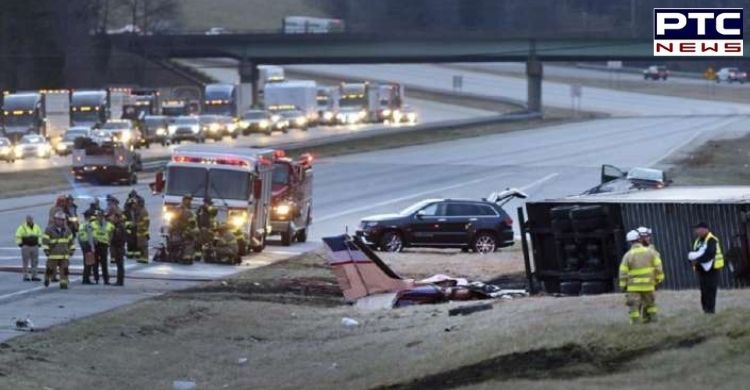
(693, 232), (724, 269)
(15, 223), (43, 246)
(619, 243), (665, 292)
(90, 220), (114, 245)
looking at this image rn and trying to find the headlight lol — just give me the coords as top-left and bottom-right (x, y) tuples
(56, 143), (67, 151)
(227, 123), (237, 132)
(156, 128), (166, 136)
(191, 125), (200, 134)
(14, 146), (23, 157)
(358, 110), (367, 119)
(120, 131), (132, 143)
(162, 210), (175, 225)
(295, 117), (307, 126)
(238, 120), (249, 128)
(259, 120), (269, 128)
(168, 125), (177, 135)
(274, 203), (291, 216)
(229, 211), (247, 229)
(382, 109), (391, 117)
(37, 148), (47, 157)
(209, 123), (220, 132)
(323, 111), (334, 120)
(0, 147), (8, 155)
(271, 114), (281, 122)
(407, 112), (417, 122)
(336, 113), (345, 121)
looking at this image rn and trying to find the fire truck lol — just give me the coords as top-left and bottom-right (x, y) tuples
(269, 150), (313, 246)
(150, 145), (275, 261)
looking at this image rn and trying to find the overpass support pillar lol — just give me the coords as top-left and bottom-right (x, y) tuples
(526, 57), (543, 114)
(239, 60), (260, 110)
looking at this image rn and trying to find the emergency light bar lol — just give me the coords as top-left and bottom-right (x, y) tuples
(268, 104), (296, 111)
(172, 155), (250, 168)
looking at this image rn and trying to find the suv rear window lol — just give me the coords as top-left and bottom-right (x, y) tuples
(446, 203), (482, 216)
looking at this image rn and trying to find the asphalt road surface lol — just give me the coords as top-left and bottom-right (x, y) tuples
(1, 63), (749, 341)
(288, 64), (750, 116)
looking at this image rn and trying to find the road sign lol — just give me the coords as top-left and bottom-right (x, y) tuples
(452, 75), (463, 91)
(704, 67), (716, 80)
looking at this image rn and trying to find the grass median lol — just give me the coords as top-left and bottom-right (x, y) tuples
(665, 132), (750, 185)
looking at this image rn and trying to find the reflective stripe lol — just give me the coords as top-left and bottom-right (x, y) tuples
(631, 277), (653, 284)
(629, 267), (654, 276)
(627, 285), (655, 292)
(646, 306), (658, 314)
(619, 264), (629, 272)
(629, 310), (641, 318)
(48, 255), (69, 260)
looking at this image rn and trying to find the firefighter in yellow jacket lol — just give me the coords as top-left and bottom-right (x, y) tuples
(124, 195), (150, 263)
(619, 229), (665, 324)
(42, 212), (76, 289)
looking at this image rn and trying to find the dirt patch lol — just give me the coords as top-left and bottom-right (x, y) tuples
(665, 133), (750, 185)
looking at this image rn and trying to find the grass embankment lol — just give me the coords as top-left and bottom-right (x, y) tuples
(1, 250), (749, 389)
(666, 133), (750, 185)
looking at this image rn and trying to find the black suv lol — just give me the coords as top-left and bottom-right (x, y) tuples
(357, 198), (515, 253)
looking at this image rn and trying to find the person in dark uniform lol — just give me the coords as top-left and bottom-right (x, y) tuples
(688, 222), (725, 314)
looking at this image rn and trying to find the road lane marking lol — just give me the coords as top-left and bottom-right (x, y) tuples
(519, 173), (559, 191)
(315, 171), (514, 223)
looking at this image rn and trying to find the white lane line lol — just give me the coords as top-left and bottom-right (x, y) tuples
(315, 171), (513, 223)
(519, 173), (559, 192)
(647, 130), (704, 167)
(0, 263), (141, 301)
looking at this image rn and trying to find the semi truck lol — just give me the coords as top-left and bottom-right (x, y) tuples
(1, 92), (46, 143)
(69, 90), (110, 128)
(316, 86), (340, 125)
(371, 83), (404, 122)
(337, 82), (369, 124)
(203, 84), (238, 117)
(264, 81), (318, 123)
(150, 145), (275, 261)
(71, 136), (142, 184)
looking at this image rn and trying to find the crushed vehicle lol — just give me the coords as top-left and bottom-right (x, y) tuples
(322, 234), (527, 308)
(357, 189), (526, 253)
(150, 145), (274, 263)
(268, 150), (313, 246)
(583, 165), (668, 195)
(71, 135), (142, 184)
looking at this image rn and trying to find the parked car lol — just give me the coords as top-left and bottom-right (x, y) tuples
(143, 115), (171, 146)
(716, 67), (747, 83)
(14, 134), (52, 159)
(168, 116), (203, 144)
(356, 190), (527, 253)
(643, 65), (669, 80)
(55, 126), (91, 156)
(239, 110), (274, 135)
(0, 137), (15, 162)
(583, 165), (668, 195)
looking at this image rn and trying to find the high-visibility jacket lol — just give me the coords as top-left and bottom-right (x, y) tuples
(693, 232), (724, 270)
(15, 223), (43, 246)
(42, 226), (76, 261)
(619, 243), (665, 292)
(90, 220), (114, 245)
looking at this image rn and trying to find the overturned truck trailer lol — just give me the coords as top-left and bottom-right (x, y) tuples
(521, 187), (750, 295)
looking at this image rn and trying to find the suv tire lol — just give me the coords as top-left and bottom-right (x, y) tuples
(379, 231), (403, 252)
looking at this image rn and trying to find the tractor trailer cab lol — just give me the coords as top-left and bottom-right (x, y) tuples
(70, 90), (109, 128)
(1, 92), (46, 143)
(269, 150), (313, 246)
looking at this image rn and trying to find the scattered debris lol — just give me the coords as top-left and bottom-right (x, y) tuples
(237, 357), (248, 365)
(341, 317), (360, 328)
(13, 316), (35, 332)
(448, 303), (493, 317)
(220, 281), (228, 287)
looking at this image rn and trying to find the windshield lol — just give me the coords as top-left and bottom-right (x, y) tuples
(281, 111), (302, 118)
(243, 111), (267, 119)
(205, 88), (232, 100)
(207, 170), (251, 200)
(272, 164), (290, 185)
(71, 111), (100, 124)
(63, 131), (87, 141)
(340, 98), (364, 108)
(145, 118), (165, 127)
(167, 166), (251, 201)
(21, 136), (44, 144)
(399, 200), (437, 216)
(200, 116), (218, 124)
(176, 117), (198, 125)
(166, 167), (208, 198)
(3, 114), (34, 127)
(102, 122), (130, 130)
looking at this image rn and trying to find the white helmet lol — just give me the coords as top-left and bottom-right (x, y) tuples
(636, 226), (652, 237)
(626, 230), (639, 242)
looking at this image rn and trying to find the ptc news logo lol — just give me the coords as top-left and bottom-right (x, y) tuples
(654, 8), (743, 56)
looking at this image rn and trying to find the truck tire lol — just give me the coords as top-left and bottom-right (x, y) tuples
(559, 280), (582, 296)
(280, 230), (293, 246)
(581, 280), (609, 295)
(542, 279), (561, 294)
(296, 228), (308, 243)
(569, 205), (605, 220)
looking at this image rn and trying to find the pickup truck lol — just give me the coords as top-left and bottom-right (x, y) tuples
(71, 137), (142, 185)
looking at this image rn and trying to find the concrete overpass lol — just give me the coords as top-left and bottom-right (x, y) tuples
(111, 33), (750, 113)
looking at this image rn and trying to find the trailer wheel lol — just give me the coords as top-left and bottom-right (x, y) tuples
(280, 230), (293, 246)
(559, 280), (582, 296)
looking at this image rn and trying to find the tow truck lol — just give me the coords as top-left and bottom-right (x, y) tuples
(150, 145), (275, 262)
(269, 150), (313, 245)
(71, 134), (142, 184)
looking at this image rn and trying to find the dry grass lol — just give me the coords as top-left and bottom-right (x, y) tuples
(1, 251), (749, 389)
(666, 134), (750, 185)
(0, 167), (72, 198)
(178, 0), (332, 32)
